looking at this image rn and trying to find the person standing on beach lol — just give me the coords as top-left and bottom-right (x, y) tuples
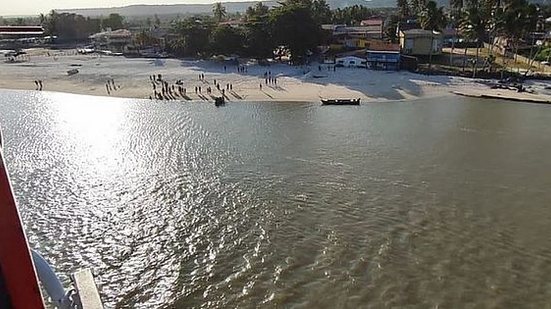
(260, 83), (262, 90)
(34, 80), (38, 90)
(106, 84), (110, 95)
(224, 66), (226, 72)
(38, 80), (43, 91)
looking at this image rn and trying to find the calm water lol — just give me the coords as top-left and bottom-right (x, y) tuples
(1, 90), (551, 308)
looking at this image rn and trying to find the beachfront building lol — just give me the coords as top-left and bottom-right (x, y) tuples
(336, 56), (367, 68)
(322, 22), (384, 49)
(0, 26), (45, 48)
(89, 29), (132, 52)
(365, 41), (400, 70)
(359, 19), (384, 39)
(399, 29), (443, 56)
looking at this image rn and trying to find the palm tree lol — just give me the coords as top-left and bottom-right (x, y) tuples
(411, 0), (429, 15)
(213, 3), (227, 22)
(419, 1), (447, 31)
(397, 0), (411, 20)
(461, 5), (490, 77)
(39, 13), (47, 26)
(418, 1), (447, 71)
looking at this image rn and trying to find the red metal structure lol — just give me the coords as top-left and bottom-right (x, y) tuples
(0, 136), (45, 308)
(0, 26), (45, 36)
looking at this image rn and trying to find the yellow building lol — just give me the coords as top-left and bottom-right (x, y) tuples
(399, 29), (443, 56)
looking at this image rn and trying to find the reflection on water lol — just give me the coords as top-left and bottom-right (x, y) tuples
(1, 90), (551, 308)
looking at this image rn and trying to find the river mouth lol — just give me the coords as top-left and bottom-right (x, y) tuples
(2, 90), (551, 308)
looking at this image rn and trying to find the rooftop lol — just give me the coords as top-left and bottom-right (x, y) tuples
(401, 29), (441, 35)
(365, 41), (400, 52)
(89, 29), (132, 39)
(0, 26), (44, 36)
(360, 19), (384, 26)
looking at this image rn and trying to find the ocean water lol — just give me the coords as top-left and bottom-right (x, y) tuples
(1, 90), (551, 308)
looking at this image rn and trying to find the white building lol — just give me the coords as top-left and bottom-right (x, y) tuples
(89, 29), (132, 52)
(335, 56), (367, 68)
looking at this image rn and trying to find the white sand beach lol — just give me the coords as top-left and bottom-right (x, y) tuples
(0, 48), (549, 102)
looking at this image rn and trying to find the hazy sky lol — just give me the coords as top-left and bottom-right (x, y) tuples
(2, 0), (240, 16)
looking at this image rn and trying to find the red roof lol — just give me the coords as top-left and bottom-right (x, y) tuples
(365, 40), (400, 52)
(0, 26), (44, 36)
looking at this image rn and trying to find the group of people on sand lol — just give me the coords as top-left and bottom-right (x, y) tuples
(260, 71), (277, 89)
(147, 71), (238, 101)
(149, 73), (189, 101)
(194, 76), (233, 98)
(33, 80), (43, 91)
(105, 79), (118, 95)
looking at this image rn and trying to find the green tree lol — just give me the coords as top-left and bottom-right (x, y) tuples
(42, 11), (100, 41)
(270, 2), (320, 64)
(311, 0), (332, 24)
(410, 0), (428, 15)
(44, 10), (58, 36)
(39, 13), (47, 25)
(245, 2), (269, 20)
(103, 13), (124, 30)
(211, 25), (245, 54)
(331, 5), (377, 25)
(213, 2), (227, 22)
(418, 0), (447, 31)
(461, 3), (490, 77)
(385, 14), (401, 42)
(244, 2), (274, 58)
(171, 18), (213, 57)
(397, 0), (411, 20)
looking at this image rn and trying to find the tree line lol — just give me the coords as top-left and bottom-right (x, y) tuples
(167, 0), (406, 63)
(29, 11), (126, 41)
(168, 0), (339, 63)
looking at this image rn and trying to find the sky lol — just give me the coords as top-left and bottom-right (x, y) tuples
(1, 0), (240, 16)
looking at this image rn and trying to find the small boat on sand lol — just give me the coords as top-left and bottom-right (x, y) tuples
(321, 98), (360, 105)
(67, 69), (79, 76)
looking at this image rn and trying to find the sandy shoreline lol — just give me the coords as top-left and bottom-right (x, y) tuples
(1, 48), (550, 103)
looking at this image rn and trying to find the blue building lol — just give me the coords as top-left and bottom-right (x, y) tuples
(366, 49), (401, 70)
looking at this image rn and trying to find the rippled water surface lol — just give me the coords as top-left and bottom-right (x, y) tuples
(2, 90), (551, 308)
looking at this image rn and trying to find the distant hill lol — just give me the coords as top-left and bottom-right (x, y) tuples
(56, 0), (550, 17)
(56, 0), (397, 17)
(57, 2), (277, 17)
